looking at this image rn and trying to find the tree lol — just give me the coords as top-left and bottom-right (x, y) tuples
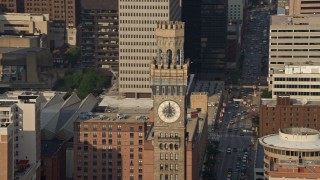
(261, 90), (272, 98)
(65, 46), (80, 65)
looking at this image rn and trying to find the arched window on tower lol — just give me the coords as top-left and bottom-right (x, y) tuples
(176, 49), (181, 65)
(158, 48), (162, 65)
(166, 49), (172, 65)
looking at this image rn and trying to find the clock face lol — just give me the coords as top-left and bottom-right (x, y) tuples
(157, 100), (181, 123)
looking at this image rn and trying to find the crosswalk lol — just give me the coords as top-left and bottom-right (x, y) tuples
(208, 133), (251, 141)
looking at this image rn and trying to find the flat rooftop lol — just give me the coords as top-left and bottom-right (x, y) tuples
(259, 133), (320, 150)
(0, 47), (45, 54)
(76, 110), (150, 123)
(271, 15), (320, 26)
(99, 96), (153, 110)
(261, 98), (320, 106)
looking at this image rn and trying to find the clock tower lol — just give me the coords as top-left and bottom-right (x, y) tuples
(150, 21), (189, 180)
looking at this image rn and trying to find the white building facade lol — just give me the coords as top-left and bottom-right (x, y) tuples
(118, 0), (181, 98)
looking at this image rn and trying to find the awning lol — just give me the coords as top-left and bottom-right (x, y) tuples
(17, 160), (29, 165)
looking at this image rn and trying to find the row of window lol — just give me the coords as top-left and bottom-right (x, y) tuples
(119, 20), (162, 24)
(120, 42), (156, 46)
(120, 71), (149, 75)
(120, 5), (169, 10)
(80, 125), (143, 132)
(271, 36), (320, 39)
(271, 29), (320, 32)
(160, 153), (179, 160)
(274, 84), (320, 89)
(120, 63), (149, 67)
(270, 55), (320, 58)
(274, 77), (320, 81)
(274, 91), (320, 96)
(120, 34), (156, 39)
(120, 55), (152, 60)
(83, 132), (144, 138)
(120, 0), (169, 2)
(270, 49), (320, 51)
(120, 49), (155, 53)
(160, 164), (178, 171)
(120, 77), (149, 82)
(270, 42), (320, 45)
(264, 147), (320, 157)
(160, 174), (178, 180)
(120, 84), (150, 88)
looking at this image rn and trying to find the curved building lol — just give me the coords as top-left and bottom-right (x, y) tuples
(259, 128), (320, 180)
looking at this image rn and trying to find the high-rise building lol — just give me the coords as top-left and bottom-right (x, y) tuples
(150, 21), (188, 179)
(268, 15), (320, 98)
(182, 0), (201, 73)
(118, 0), (181, 98)
(0, 92), (43, 180)
(200, 0), (227, 79)
(24, 0), (79, 46)
(80, 0), (119, 70)
(228, 0), (245, 22)
(260, 127), (320, 180)
(277, 0), (320, 15)
(0, 0), (24, 13)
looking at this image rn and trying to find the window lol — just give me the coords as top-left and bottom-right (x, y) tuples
(130, 133), (134, 138)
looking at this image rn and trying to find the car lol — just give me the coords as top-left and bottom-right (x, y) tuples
(227, 147), (232, 154)
(239, 132), (244, 136)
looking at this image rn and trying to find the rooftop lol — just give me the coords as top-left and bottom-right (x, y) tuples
(0, 47), (45, 54)
(259, 128), (320, 150)
(271, 15), (320, 26)
(99, 96), (153, 110)
(261, 98), (320, 106)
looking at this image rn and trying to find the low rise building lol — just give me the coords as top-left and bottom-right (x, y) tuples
(0, 13), (50, 48)
(259, 127), (320, 180)
(0, 47), (56, 89)
(0, 36), (41, 48)
(260, 96), (320, 136)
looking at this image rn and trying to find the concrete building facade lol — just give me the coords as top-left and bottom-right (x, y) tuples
(80, 0), (119, 70)
(118, 0), (181, 98)
(268, 15), (320, 98)
(0, 92), (44, 180)
(0, 13), (50, 48)
(228, 0), (245, 22)
(260, 127), (320, 180)
(0, 47), (56, 89)
(23, 0), (79, 46)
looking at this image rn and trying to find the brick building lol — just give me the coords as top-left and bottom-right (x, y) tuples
(259, 96), (320, 137)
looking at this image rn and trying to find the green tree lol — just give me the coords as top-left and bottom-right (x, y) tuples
(261, 90), (272, 98)
(65, 46), (81, 65)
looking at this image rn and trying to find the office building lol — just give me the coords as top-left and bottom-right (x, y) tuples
(24, 0), (79, 46)
(0, 47), (56, 90)
(0, 102), (16, 180)
(228, 0), (245, 22)
(0, 92), (44, 180)
(259, 127), (320, 180)
(80, 0), (119, 70)
(0, 36), (41, 48)
(0, 0), (24, 13)
(268, 15), (320, 98)
(277, 0), (320, 15)
(260, 96), (320, 136)
(200, 0), (227, 79)
(182, 0), (201, 73)
(0, 13), (50, 48)
(118, 0), (181, 98)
